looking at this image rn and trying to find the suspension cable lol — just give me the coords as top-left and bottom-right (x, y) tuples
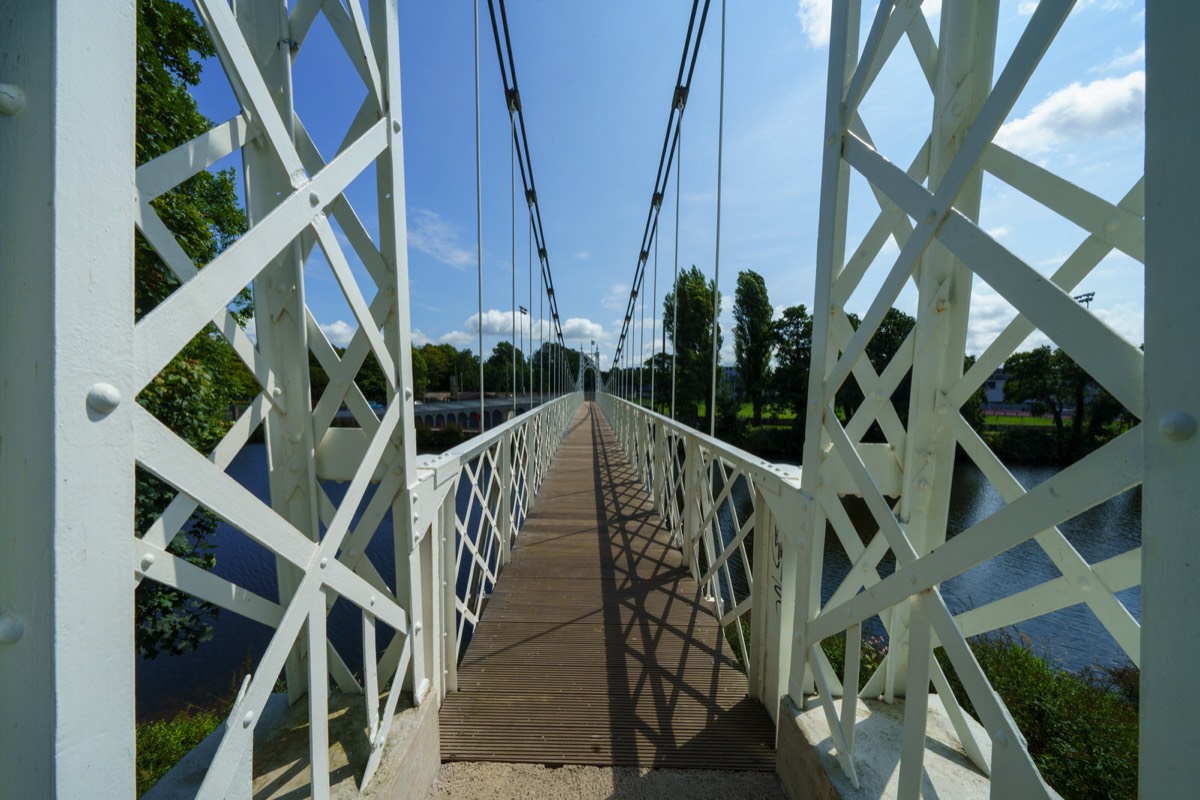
(639, 244), (646, 404)
(610, 0), (712, 379)
(651, 221), (658, 410)
(708, 0), (726, 437)
(671, 115), (682, 421)
(474, 0), (485, 433)
(528, 203), (533, 406)
(486, 0), (567, 354)
(511, 107), (517, 414)
(539, 219), (544, 401)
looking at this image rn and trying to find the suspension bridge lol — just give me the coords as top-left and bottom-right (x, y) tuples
(1, 1), (1196, 799)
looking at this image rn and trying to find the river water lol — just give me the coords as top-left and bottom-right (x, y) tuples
(136, 445), (1139, 720)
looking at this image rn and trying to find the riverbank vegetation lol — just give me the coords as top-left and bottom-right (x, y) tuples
(136, 706), (223, 796)
(820, 631), (1139, 800)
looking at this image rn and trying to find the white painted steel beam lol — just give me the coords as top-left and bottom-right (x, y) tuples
(1141, 2), (1200, 793)
(0, 2), (137, 795)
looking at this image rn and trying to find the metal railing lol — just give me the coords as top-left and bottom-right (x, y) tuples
(422, 392), (582, 686)
(595, 394), (800, 707)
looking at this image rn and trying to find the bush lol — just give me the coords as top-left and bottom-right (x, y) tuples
(136, 706), (223, 796)
(935, 634), (1138, 800)
(814, 630), (1138, 799)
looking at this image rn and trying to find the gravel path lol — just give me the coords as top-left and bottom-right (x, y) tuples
(426, 762), (786, 799)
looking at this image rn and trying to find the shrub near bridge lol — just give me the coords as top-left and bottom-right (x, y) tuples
(816, 631), (1139, 800)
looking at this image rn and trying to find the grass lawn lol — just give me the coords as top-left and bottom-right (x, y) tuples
(984, 413), (1058, 427)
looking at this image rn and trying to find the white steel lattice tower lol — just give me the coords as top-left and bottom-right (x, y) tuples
(778, 0), (1199, 796)
(1, 2), (444, 797)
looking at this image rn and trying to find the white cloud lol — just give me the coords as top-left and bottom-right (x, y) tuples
(986, 225), (1011, 239)
(407, 209), (474, 270)
(574, 251), (590, 260)
(966, 285), (1049, 355)
(319, 320), (356, 348)
(561, 317), (605, 341)
(438, 330), (474, 348)
(1092, 302), (1144, 347)
(466, 308), (524, 336)
(1092, 44), (1144, 74)
(601, 283), (630, 311)
(412, 328), (432, 346)
(796, 0), (831, 48)
(995, 71), (1144, 156)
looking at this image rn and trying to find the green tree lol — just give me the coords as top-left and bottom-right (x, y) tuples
(770, 304), (813, 424)
(663, 266), (722, 426)
(134, 0), (251, 658)
(484, 341), (526, 394)
(454, 348), (481, 393)
(1002, 345), (1124, 460)
(410, 346), (429, 399)
(733, 270), (774, 425)
(420, 343), (458, 393)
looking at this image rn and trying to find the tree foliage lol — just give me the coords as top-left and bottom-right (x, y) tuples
(770, 304), (813, 423)
(484, 341), (529, 394)
(663, 266), (722, 426)
(1003, 345), (1126, 460)
(134, 0), (253, 659)
(733, 270), (774, 424)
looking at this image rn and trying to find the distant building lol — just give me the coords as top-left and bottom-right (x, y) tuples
(721, 365), (742, 397)
(984, 369), (1009, 405)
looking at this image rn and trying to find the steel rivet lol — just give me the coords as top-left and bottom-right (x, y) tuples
(0, 612), (25, 644)
(0, 84), (27, 115)
(370, 595), (377, 606)
(414, 622), (423, 634)
(393, 121), (401, 133)
(1160, 411), (1197, 441)
(309, 191), (321, 207)
(87, 383), (122, 415)
(1104, 218), (1120, 233)
(404, 388), (414, 401)
(319, 557), (328, 568)
(994, 730), (1009, 748)
(1077, 576), (1092, 593)
(925, 210), (937, 224)
(910, 572), (918, 585)
(826, 133), (837, 145)
(243, 711), (255, 728)
(140, 553), (156, 570)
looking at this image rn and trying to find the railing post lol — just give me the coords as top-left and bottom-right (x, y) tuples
(0, 2), (137, 794)
(681, 436), (704, 580)
(1142, 4), (1200, 793)
(439, 474), (460, 695)
(500, 432), (513, 565)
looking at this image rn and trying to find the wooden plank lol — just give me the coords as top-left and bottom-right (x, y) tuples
(440, 402), (776, 770)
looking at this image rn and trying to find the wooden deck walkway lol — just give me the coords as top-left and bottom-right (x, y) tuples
(439, 402), (776, 770)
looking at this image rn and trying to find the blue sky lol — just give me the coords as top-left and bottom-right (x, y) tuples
(187, 0), (1146, 369)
